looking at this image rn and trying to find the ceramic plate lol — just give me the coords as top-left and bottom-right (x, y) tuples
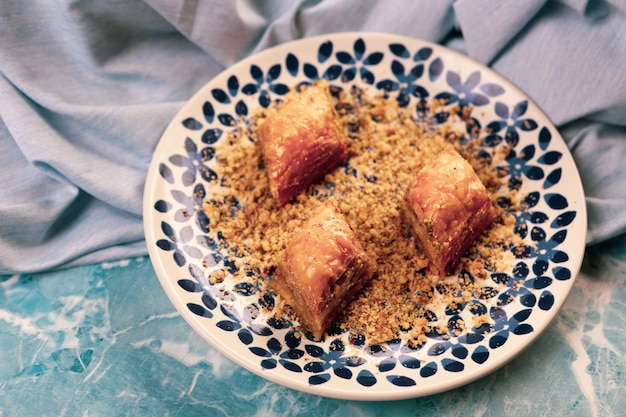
(143, 32), (587, 400)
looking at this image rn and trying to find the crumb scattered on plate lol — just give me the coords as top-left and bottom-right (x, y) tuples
(203, 83), (523, 346)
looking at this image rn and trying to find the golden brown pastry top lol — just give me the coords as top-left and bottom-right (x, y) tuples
(257, 81), (348, 206)
(405, 147), (495, 245)
(281, 203), (359, 313)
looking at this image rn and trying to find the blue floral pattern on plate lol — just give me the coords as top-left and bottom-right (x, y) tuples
(143, 33), (587, 401)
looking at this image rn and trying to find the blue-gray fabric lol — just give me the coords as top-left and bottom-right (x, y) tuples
(1, 0), (624, 274)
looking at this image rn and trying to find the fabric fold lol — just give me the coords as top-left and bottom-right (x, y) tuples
(559, 0), (610, 18)
(454, 0), (547, 64)
(487, 1), (626, 127)
(560, 120), (626, 244)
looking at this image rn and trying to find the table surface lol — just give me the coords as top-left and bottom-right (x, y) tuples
(0, 237), (624, 417)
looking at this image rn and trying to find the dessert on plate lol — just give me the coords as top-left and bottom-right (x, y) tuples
(257, 81), (348, 206)
(271, 202), (375, 340)
(403, 147), (497, 276)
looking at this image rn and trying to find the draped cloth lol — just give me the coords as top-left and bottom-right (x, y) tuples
(1, 0), (624, 274)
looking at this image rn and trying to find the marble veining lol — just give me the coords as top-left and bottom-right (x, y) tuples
(0, 241), (624, 416)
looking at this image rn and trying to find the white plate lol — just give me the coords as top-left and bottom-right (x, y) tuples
(143, 32), (587, 400)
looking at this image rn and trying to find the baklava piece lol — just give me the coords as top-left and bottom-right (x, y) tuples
(271, 203), (375, 340)
(257, 81), (348, 206)
(403, 147), (496, 276)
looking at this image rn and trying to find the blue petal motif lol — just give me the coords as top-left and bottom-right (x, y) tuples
(364, 52), (383, 65)
(178, 279), (201, 293)
(217, 320), (240, 331)
(304, 63), (319, 80)
(388, 375), (416, 386)
(201, 292), (217, 310)
(250, 346), (269, 357)
(521, 293), (537, 307)
(495, 102), (509, 119)
(480, 83), (505, 97)
(471, 346), (489, 364)
(211, 88), (230, 104)
(442, 358), (464, 372)
(227, 75), (239, 96)
(182, 117), (203, 130)
(353, 38), (365, 60)
(171, 184), (210, 232)
(545, 193), (569, 210)
(376, 59), (427, 107)
(488, 100), (539, 147)
(284, 331), (302, 350)
(286, 53), (299, 75)
(238, 328), (253, 345)
(168, 137), (218, 186)
(414, 47), (432, 61)
(187, 303), (213, 318)
(318, 41), (333, 63)
(451, 345), (468, 360)
(511, 100), (528, 119)
(513, 324), (534, 335)
(159, 163), (174, 184)
(356, 370), (377, 386)
(334, 367), (353, 379)
(538, 126), (552, 150)
(280, 359), (302, 373)
(241, 84), (258, 95)
(501, 146), (544, 190)
(235, 100), (248, 117)
(538, 291), (555, 310)
(154, 199), (171, 213)
(202, 101), (215, 123)
(241, 64), (289, 107)
(540, 151), (564, 165)
(324, 65), (342, 80)
(267, 64), (281, 82)
(489, 331), (508, 349)
(399, 355), (420, 369)
(304, 361), (326, 373)
(552, 211), (576, 228)
(156, 221), (187, 266)
(389, 43), (410, 58)
(261, 359), (277, 369)
(433, 69), (491, 117)
(420, 362), (437, 377)
(544, 168), (562, 189)
(233, 282), (257, 296)
(459, 332), (485, 345)
(202, 128), (222, 144)
(429, 57), (443, 81)
(379, 357), (396, 372)
(553, 266), (572, 281)
(309, 373), (331, 385)
(512, 308), (532, 323)
(218, 113), (236, 127)
(428, 342), (450, 356)
(333, 38), (383, 85)
(336, 51), (354, 65)
(250, 65), (263, 82)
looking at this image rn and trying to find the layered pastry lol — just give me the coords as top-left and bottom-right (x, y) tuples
(271, 202), (375, 340)
(403, 147), (497, 276)
(257, 81), (348, 206)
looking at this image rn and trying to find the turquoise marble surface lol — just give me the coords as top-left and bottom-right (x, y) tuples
(1, 238), (624, 416)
